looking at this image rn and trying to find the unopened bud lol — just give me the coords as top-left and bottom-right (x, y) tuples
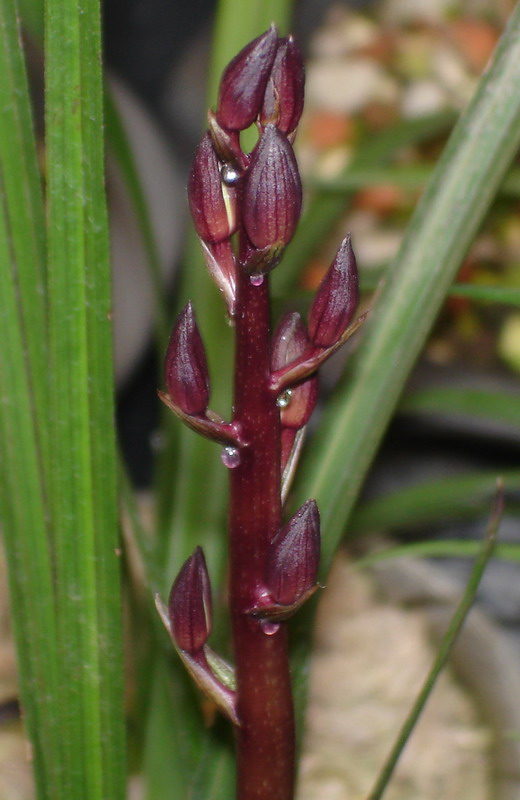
(260, 37), (305, 135)
(243, 124), (302, 252)
(168, 547), (212, 654)
(272, 312), (317, 428)
(188, 133), (236, 244)
(165, 302), (210, 415)
(216, 26), (278, 131)
(266, 500), (320, 606)
(308, 235), (359, 347)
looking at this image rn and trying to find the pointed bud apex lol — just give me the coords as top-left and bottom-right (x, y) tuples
(243, 125), (302, 252)
(216, 26), (278, 131)
(165, 302), (210, 415)
(266, 500), (320, 606)
(188, 133), (236, 244)
(260, 38), (305, 135)
(308, 235), (359, 347)
(169, 547), (212, 654)
(272, 313), (317, 428)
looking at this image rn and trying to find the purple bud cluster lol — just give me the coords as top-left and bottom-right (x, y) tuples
(160, 28), (364, 723)
(188, 25), (305, 297)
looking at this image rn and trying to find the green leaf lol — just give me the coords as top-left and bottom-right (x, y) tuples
(44, 0), (125, 796)
(400, 385), (520, 432)
(351, 470), (520, 534)
(294, 3), (520, 571)
(359, 539), (520, 566)
(0, 1), (58, 795)
(286, 1), (520, 738)
(367, 489), (503, 800)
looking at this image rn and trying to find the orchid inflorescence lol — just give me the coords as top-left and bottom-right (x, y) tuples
(156, 24), (362, 800)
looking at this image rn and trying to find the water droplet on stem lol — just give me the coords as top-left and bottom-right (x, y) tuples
(250, 273), (264, 286)
(260, 619), (280, 636)
(221, 446), (241, 469)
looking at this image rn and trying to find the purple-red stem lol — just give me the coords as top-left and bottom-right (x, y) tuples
(229, 269), (295, 800)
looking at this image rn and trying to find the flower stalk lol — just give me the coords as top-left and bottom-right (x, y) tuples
(158, 27), (362, 800)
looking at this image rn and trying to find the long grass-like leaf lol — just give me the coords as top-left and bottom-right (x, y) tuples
(366, 487), (503, 800)
(288, 2), (520, 736)
(44, 0), (125, 796)
(351, 470), (520, 534)
(294, 3), (520, 569)
(0, 2), (60, 795)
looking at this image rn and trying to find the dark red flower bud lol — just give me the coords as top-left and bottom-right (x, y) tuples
(308, 235), (359, 347)
(260, 37), (305, 135)
(266, 500), (320, 606)
(271, 312), (317, 429)
(164, 302), (210, 415)
(243, 124), (302, 252)
(188, 133), (236, 244)
(216, 26), (278, 131)
(168, 547), (212, 654)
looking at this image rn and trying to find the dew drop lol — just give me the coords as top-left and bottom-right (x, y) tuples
(221, 446), (241, 469)
(250, 273), (264, 286)
(260, 619), (280, 636)
(221, 163), (241, 186)
(276, 389), (293, 409)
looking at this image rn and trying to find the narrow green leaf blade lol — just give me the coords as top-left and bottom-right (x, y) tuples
(295, 3), (520, 572)
(45, 0), (125, 795)
(351, 470), (520, 534)
(367, 488), (503, 800)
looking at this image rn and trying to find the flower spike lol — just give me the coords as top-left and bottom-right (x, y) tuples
(164, 302), (210, 416)
(308, 235), (359, 347)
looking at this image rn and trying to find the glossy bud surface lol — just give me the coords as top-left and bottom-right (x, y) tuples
(243, 125), (302, 252)
(308, 235), (359, 347)
(216, 26), (278, 131)
(165, 302), (210, 415)
(169, 547), (212, 653)
(266, 500), (320, 606)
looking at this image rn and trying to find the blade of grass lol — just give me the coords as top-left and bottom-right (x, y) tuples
(294, 2), (520, 570)
(0, 190), (59, 800)
(0, 2), (60, 795)
(289, 2), (520, 733)
(448, 283), (520, 305)
(310, 163), (520, 198)
(359, 538), (520, 567)
(45, 0), (125, 796)
(366, 486), (503, 800)
(400, 385), (520, 432)
(351, 469), (520, 534)
(0, 0), (48, 459)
